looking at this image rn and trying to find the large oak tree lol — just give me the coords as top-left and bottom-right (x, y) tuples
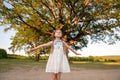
(0, 0), (120, 58)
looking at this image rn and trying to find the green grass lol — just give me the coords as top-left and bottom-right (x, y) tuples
(70, 61), (120, 70)
(0, 59), (46, 72)
(0, 59), (120, 73)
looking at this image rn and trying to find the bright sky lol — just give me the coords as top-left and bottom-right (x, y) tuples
(0, 25), (120, 56)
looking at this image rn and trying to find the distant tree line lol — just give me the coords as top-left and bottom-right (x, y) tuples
(39, 55), (120, 62)
(1, 51), (119, 62)
(68, 56), (118, 62)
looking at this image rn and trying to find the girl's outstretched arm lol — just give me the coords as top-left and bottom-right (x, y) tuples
(29, 41), (53, 52)
(63, 41), (81, 55)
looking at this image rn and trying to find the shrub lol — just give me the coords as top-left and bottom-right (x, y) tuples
(105, 59), (116, 62)
(88, 56), (94, 62)
(0, 48), (7, 58)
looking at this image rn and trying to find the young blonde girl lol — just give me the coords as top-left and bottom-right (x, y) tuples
(29, 29), (81, 80)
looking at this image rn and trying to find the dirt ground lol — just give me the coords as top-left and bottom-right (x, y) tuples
(0, 67), (120, 80)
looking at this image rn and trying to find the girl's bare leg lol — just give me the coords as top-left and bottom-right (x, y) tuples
(56, 72), (61, 80)
(51, 73), (57, 80)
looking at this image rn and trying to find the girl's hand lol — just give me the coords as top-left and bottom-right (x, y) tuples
(27, 48), (35, 53)
(76, 53), (81, 55)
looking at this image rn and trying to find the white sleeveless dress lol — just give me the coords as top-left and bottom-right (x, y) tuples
(45, 40), (70, 73)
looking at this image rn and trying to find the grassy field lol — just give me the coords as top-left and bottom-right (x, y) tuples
(0, 58), (120, 73)
(0, 59), (46, 72)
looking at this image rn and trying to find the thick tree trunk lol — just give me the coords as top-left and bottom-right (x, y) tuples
(34, 53), (40, 61)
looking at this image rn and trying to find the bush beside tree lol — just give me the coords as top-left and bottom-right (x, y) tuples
(0, 48), (7, 59)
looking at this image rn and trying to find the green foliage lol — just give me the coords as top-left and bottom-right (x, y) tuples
(7, 54), (29, 59)
(0, 48), (7, 59)
(0, 0), (120, 55)
(3, 53), (120, 62)
(40, 55), (120, 62)
(39, 56), (49, 60)
(69, 56), (120, 62)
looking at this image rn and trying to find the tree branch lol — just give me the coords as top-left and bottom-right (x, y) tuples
(29, 3), (56, 30)
(40, 0), (56, 19)
(16, 13), (40, 32)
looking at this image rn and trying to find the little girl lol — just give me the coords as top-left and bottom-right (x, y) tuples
(29, 29), (81, 80)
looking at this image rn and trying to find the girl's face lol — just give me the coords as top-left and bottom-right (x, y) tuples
(54, 30), (62, 38)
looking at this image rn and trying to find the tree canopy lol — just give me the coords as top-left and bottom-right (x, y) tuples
(0, 0), (120, 53)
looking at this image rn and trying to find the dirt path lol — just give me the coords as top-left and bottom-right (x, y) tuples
(0, 67), (120, 80)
